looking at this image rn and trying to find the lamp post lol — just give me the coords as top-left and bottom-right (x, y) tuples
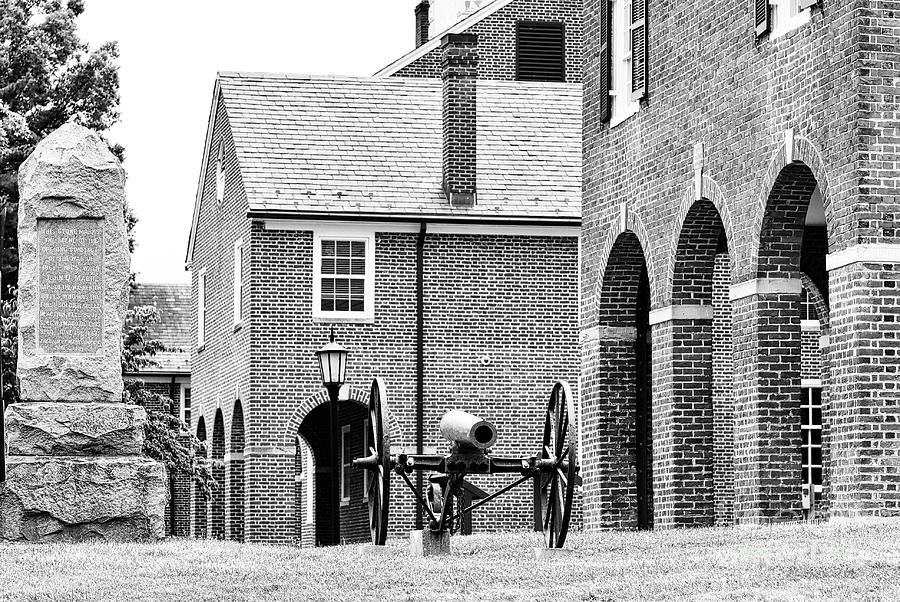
(315, 327), (348, 545)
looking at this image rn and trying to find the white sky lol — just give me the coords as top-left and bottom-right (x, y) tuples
(77, 0), (422, 284)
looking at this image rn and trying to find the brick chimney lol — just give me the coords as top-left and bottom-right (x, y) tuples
(415, 1), (430, 48)
(441, 33), (477, 207)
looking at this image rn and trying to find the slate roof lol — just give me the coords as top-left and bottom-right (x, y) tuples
(216, 73), (581, 220)
(127, 283), (191, 375)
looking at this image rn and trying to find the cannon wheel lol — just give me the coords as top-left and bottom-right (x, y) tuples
(366, 377), (391, 545)
(539, 380), (577, 548)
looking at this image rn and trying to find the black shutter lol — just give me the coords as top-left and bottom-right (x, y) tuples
(516, 21), (565, 82)
(598, 0), (611, 122)
(630, 0), (648, 101)
(755, 0), (770, 37)
(798, 0), (818, 10)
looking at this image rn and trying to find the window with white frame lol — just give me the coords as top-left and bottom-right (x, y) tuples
(340, 425), (352, 503)
(233, 239), (243, 326)
(772, 0), (813, 38)
(362, 418), (370, 497)
(801, 385), (823, 509)
(182, 387), (191, 425)
(312, 228), (375, 322)
(606, 0), (646, 127)
(197, 268), (207, 346)
(215, 141), (225, 204)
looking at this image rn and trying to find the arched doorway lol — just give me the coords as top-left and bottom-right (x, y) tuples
(211, 408), (226, 539)
(585, 231), (653, 530)
(297, 399), (368, 546)
(229, 400), (245, 542)
(663, 198), (732, 528)
(734, 160), (829, 522)
(193, 416), (208, 538)
(294, 435), (315, 547)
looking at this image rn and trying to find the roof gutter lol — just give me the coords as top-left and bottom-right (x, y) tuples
(246, 209), (580, 227)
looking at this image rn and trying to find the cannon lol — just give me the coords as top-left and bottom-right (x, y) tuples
(352, 378), (578, 549)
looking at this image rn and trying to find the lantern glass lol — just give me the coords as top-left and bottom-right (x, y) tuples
(316, 340), (348, 387)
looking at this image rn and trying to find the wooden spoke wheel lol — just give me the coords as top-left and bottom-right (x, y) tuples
(538, 380), (578, 548)
(365, 377), (392, 545)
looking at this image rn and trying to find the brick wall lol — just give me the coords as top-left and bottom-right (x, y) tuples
(188, 87), (253, 541)
(581, 0), (900, 526)
(391, 0), (582, 82)
(243, 226), (578, 543)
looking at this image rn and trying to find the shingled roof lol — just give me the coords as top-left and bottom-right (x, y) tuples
(127, 283), (191, 375)
(216, 73), (580, 219)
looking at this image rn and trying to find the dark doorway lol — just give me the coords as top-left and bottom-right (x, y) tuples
(635, 264), (653, 530)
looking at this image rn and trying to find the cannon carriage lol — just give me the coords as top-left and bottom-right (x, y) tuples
(352, 378), (579, 548)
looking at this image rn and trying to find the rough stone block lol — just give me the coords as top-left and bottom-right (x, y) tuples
(0, 456), (167, 542)
(409, 529), (451, 557)
(534, 547), (573, 560)
(16, 123), (130, 403)
(6, 402), (146, 456)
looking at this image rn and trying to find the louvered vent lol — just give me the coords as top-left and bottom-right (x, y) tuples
(516, 21), (565, 82)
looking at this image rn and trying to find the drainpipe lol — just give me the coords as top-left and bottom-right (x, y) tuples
(415, 222), (427, 530)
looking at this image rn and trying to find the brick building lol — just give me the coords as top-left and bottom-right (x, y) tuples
(186, 0), (582, 545)
(125, 282), (192, 536)
(581, 0), (899, 529)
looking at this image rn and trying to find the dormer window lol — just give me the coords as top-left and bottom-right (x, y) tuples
(215, 141), (225, 204)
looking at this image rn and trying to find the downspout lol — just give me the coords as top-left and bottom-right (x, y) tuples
(415, 222), (426, 530)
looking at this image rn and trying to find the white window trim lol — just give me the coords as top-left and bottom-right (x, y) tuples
(312, 226), (376, 324)
(340, 424), (351, 505)
(771, 0), (812, 40)
(363, 418), (370, 498)
(609, 0), (641, 128)
(233, 238), (243, 327)
(215, 141), (225, 204)
(197, 268), (207, 348)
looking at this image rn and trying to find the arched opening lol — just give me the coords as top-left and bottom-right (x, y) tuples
(665, 199), (731, 528)
(193, 417), (208, 538)
(297, 399), (368, 545)
(229, 400), (245, 542)
(585, 231), (653, 530)
(211, 408), (226, 539)
(735, 161), (828, 522)
(294, 435), (315, 547)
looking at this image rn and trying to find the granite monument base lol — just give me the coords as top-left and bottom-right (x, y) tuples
(0, 455), (167, 543)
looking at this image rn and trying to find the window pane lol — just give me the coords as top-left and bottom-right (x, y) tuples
(811, 407), (822, 426)
(351, 259), (366, 275)
(350, 279), (364, 296)
(322, 240), (335, 256)
(350, 298), (364, 312)
(321, 298), (334, 312)
(811, 447), (822, 466)
(321, 258), (336, 274)
(335, 298), (350, 312)
(335, 279), (350, 297)
(336, 258), (351, 275)
(336, 240), (351, 257)
(802, 430), (810, 445)
(812, 467), (823, 485)
(811, 387), (822, 407)
(351, 241), (365, 257)
(810, 429), (822, 446)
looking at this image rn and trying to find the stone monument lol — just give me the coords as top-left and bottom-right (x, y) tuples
(0, 123), (166, 542)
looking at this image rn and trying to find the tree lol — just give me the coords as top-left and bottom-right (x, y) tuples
(0, 0), (121, 292)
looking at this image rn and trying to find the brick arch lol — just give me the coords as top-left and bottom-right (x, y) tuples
(282, 385), (405, 448)
(597, 231), (649, 328)
(593, 206), (657, 322)
(228, 399), (246, 542)
(664, 176), (736, 305)
(210, 408), (226, 540)
(193, 415), (208, 539)
(750, 136), (834, 278)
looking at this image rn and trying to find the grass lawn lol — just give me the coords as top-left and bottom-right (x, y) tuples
(1, 519), (899, 601)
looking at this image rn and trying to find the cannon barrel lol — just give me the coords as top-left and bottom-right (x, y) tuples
(439, 410), (498, 450)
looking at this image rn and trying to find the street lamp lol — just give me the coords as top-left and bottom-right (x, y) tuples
(315, 326), (348, 545)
